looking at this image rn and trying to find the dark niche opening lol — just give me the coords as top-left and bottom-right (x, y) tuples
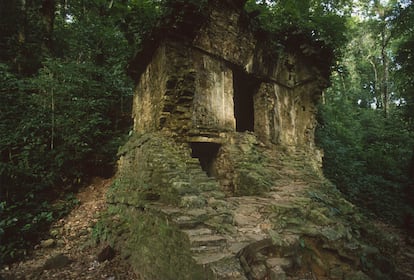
(233, 68), (259, 132)
(191, 142), (220, 177)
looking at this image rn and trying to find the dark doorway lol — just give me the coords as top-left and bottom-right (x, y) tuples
(233, 69), (259, 132)
(191, 142), (220, 177)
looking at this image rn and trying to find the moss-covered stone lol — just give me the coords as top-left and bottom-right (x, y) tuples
(112, 132), (223, 208)
(103, 206), (205, 280)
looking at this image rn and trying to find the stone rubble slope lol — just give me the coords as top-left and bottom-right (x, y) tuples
(1, 178), (138, 280)
(103, 132), (412, 280)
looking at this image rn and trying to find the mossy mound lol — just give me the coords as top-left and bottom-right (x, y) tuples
(99, 205), (206, 280)
(98, 132), (399, 279)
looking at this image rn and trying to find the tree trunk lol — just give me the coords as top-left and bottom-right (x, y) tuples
(41, 0), (56, 52)
(378, 6), (392, 117)
(368, 57), (379, 108)
(16, 0), (27, 74)
(381, 45), (389, 117)
(51, 86), (55, 150)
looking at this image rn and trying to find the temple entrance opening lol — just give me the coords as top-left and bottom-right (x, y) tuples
(190, 142), (221, 177)
(233, 68), (259, 132)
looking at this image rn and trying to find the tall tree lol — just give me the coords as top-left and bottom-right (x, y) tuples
(316, 0), (414, 223)
(0, 0), (134, 263)
(394, 1), (414, 125)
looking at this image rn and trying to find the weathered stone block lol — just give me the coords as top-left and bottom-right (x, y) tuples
(250, 263), (268, 279)
(269, 265), (287, 280)
(266, 258), (292, 270)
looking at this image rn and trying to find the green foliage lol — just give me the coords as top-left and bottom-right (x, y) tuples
(117, 0), (207, 52)
(91, 219), (110, 244)
(394, 3), (414, 127)
(316, 1), (414, 225)
(0, 0), (133, 264)
(0, 0), (55, 75)
(317, 86), (414, 223)
(245, 0), (350, 61)
(121, 0), (163, 49)
(0, 192), (79, 264)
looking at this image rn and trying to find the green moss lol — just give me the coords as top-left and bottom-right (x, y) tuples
(101, 205), (205, 279)
(103, 131), (400, 279)
(225, 133), (276, 196)
(111, 132), (221, 207)
(309, 209), (333, 226)
(233, 168), (272, 196)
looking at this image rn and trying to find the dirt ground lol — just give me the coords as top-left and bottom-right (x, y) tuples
(1, 177), (138, 280)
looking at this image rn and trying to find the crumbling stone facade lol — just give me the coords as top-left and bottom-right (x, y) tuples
(105, 1), (396, 279)
(132, 2), (325, 149)
(129, 0), (326, 196)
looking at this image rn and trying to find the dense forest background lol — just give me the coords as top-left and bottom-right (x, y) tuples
(1, 0), (413, 265)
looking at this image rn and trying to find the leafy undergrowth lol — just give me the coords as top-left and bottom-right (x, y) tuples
(0, 189), (80, 264)
(0, 177), (138, 280)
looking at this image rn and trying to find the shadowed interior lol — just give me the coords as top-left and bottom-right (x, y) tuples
(190, 142), (221, 177)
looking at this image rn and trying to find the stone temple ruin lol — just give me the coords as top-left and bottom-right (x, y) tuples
(106, 1), (396, 279)
(127, 0), (327, 195)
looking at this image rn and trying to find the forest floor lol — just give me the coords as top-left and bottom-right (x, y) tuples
(373, 220), (414, 279)
(1, 177), (414, 279)
(0, 177), (138, 280)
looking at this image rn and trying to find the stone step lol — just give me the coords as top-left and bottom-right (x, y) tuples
(190, 234), (227, 247)
(146, 203), (180, 216)
(186, 158), (201, 165)
(208, 257), (248, 280)
(196, 177), (218, 183)
(192, 252), (232, 265)
(178, 95), (193, 102)
(171, 181), (200, 195)
(186, 164), (205, 171)
(191, 245), (223, 254)
(173, 215), (204, 229)
(204, 191), (226, 200)
(180, 195), (207, 208)
(198, 182), (219, 192)
(266, 257), (293, 270)
(182, 228), (214, 237)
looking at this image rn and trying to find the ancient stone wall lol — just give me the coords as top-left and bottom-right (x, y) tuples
(132, 45), (167, 133)
(191, 52), (235, 133)
(133, 49), (322, 148)
(254, 80), (320, 149)
(104, 1), (398, 279)
(193, 0), (256, 66)
(132, 12), (324, 154)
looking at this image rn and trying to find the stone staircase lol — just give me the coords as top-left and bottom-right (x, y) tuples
(108, 133), (401, 280)
(140, 159), (321, 280)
